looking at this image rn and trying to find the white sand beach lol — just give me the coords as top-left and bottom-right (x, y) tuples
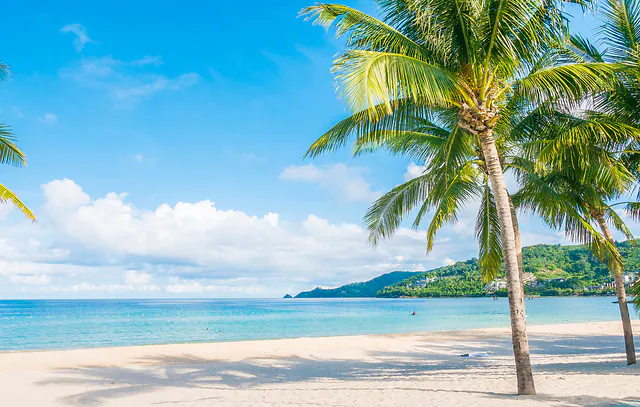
(2, 321), (639, 406)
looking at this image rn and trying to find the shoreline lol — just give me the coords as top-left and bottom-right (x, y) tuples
(1, 314), (630, 355)
(0, 320), (634, 364)
(2, 320), (639, 406)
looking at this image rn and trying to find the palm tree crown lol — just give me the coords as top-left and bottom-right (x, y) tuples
(302, 0), (624, 395)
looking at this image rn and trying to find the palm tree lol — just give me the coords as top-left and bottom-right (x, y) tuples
(302, 0), (617, 394)
(0, 62), (35, 221)
(597, 0), (640, 319)
(513, 124), (638, 365)
(559, 0), (640, 351)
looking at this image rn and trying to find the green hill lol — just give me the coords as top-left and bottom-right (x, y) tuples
(295, 271), (422, 298)
(295, 241), (640, 298)
(378, 241), (640, 298)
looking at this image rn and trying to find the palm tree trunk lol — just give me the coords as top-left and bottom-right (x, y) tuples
(479, 129), (536, 395)
(508, 194), (525, 294)
(594, 213), (636, 365)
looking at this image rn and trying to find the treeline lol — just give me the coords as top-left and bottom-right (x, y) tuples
(377, 241), (640, 298)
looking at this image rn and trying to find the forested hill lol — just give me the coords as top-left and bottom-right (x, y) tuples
(294, 241), (640, 298)
(295, 271), (421, 298)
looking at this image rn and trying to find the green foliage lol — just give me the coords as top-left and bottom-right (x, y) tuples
(377, 241), (640, 298)
(0, 61), (35, 221)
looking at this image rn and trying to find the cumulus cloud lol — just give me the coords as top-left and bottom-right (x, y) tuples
(60, 56), (199, 107)
(0, 178), (582, 298)
(0, 178), (489, 297)
(280, 163), (381, 202)
(61, 24), (93, 52)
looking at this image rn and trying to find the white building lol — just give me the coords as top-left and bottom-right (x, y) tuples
(488, 279), (507, 291)
(623, 273), (638, 286)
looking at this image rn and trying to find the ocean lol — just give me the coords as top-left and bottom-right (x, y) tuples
(0, 297), (635, 351)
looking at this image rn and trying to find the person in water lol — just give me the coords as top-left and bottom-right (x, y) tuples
(412, 311), (416, 316)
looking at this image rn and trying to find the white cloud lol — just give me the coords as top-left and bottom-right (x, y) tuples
(0, 178), (478, 296)
(9, 274), (51, 285)
(443, 257), (456, 266)
(61, 24), (93, 52)
(38, 113), (57, 125)
(124, 270), (151, 285)
(0, 178), (591, 298)
(280, 163), (381, 202)
(60, 56), (199, 107)
(404, 163), (427, 181)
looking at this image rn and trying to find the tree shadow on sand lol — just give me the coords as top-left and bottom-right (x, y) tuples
(37, 331), (640, 406)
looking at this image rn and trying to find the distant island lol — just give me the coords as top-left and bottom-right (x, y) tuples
(283, 294), (293, 299)
(295, 241), (640, 298)
(295, 271), (420, 298)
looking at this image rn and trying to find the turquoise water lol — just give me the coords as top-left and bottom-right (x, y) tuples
(0, 297), (635, 351)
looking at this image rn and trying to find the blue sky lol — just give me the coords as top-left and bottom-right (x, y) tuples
(0, 1), (614, 298)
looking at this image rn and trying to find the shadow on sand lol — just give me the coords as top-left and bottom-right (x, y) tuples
(36, 331), (640, 406)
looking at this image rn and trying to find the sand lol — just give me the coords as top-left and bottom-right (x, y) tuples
(1, 321), (639, 406)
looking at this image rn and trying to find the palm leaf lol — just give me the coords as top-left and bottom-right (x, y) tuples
(514, 62), (619, 103)
(0, 61), (9, 82)
(0, 184), (35, 221)
(300, 4), (437, 63)
(0, 123), (26, 167)
(333, 50), (463, 116)
(476, 177), (503, 282)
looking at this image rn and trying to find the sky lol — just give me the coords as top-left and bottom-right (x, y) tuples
(0, 1), (621, 299)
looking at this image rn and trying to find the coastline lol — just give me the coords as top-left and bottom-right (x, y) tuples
(2, 320), (639, 406)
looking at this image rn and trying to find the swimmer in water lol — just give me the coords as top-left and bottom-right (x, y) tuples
(412, 311), (416, 316)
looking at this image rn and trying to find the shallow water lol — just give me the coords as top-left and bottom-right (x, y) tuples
(0, 297), (634, 351)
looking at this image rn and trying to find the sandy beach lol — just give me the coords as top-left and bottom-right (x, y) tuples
(2, 320), (639, 406)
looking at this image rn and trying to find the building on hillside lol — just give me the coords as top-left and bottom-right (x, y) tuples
(488, 279), (507, 291)
(623, 273), (638, 286)
(411, 277), (438, 288)
(522, 272), (537, 286)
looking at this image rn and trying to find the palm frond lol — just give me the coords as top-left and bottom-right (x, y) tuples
(0, 61), (9, 82)
(0, 184), (35, 221)
(364, 173), (433, 246)
(476, 177), (503, 282)
(300, 4), (437, 62)
(514, 62), (619, 103)
(630, 277), (640, 315)
(600, 0), (640, 61)
(333, 50), (463, 116)
(304, 98), (425, 158)
(422, 163), (481, 254)
(625, 201), (640, 221)
(604, 205), (636, 241)
(0, 123), (26, 167)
